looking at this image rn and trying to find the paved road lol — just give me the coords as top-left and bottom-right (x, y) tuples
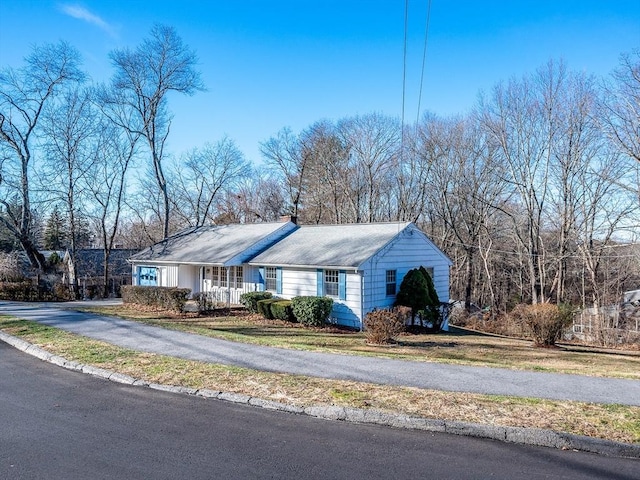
(2, 342), (637, 480)
(1, 301), (639, 406)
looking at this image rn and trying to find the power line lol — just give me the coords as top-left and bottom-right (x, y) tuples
(400, 0), (409, 159)
(416, 0), (432, 125)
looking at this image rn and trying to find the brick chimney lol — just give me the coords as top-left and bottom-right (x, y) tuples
(280, 215), (297, 224)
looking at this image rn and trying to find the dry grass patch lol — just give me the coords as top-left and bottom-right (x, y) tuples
(82, 305), (640, 379)
(2, 316), (638, 444)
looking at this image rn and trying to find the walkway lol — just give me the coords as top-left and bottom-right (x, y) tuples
(1, 301), (638, 406)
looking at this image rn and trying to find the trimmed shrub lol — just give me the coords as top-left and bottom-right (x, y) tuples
(271, 300), (295, 322)
(121, 285), (191, 313)
(291, 296), (333, 327)
(0, 281), (39, 301)
(240, 291), (273, 314)
(194, 292), (216, 313)
(257, 298), (281, 319)
(510, 303), (574, 347)
(364, 307), (409, 344)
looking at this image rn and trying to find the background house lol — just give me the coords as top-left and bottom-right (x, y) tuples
(63, 248), (139, 298)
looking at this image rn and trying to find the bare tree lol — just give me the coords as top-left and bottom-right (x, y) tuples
(86, 95), (140, 297)
(39, 86), (97, 295)
(480, 61), (571, 304)
(576, 149), (639, 310)
(107, 24), (204, 239)
(337, 113), (400, 223)
(427, 116), (506, 311)
(170, 138), (251, 227)
(0, 42), (84, 270)
(298, 121), (351, 224)
(599, 50), (640, 164)
(260, 127), (308, 219)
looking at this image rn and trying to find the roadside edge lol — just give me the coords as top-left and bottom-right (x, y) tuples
(2, 330), (638, 459)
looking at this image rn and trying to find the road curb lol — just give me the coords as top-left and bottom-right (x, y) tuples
(2, 330), (638, 459)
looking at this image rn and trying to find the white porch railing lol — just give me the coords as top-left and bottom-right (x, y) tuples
(199, 287), (244, 305)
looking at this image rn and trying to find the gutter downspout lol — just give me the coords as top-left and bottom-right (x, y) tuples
(360, 270), (364, 332)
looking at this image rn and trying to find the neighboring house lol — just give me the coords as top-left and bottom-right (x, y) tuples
(130, 220), (452, 330)
(129, 221), (298, 304)
(63, 248), (139, 297)
(248, 222), (452, 329)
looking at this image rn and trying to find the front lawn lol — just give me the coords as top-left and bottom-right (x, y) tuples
(82, 304), (640, 379)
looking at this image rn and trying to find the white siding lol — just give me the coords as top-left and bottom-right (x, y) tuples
(360, 226), (451, 319)
(178, 265), (198, 292)
(276, 268), (361, 329)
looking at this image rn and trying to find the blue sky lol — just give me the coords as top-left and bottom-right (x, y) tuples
(1, 1), (638, 164)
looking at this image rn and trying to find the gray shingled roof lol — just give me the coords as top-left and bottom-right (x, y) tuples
(129, 222), (294, 265)
(249, 222), (413, 268)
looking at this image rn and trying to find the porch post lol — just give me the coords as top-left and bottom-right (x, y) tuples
(226, 267), (231, 309)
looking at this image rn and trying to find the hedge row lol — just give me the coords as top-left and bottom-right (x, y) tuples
(0, 281), (66, 301)
(121, 285), (191, 313)
(239, 291), (273, 313)
(256, 298), (295, 321)
(241, 292), (334, 327)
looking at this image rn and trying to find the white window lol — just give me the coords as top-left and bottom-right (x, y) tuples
(220, 267), (228, 288)
(324, 269), (339, 297)
(211, 266), (219, 287)
(234, 266), (243, 288)
(265, 267), (277, 291)
(386, 270), (396, 296)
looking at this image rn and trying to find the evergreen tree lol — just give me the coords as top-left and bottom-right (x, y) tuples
(420, 266), (442, 329)
(395, 268), (429, 325)
(43, 207), (68, 250)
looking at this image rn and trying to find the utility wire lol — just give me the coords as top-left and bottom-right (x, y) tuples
(400, 0), (409, 161)
(416, 0), (432, 125)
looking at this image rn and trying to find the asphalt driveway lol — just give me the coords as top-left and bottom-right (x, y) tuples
(1, 301), (638, 406)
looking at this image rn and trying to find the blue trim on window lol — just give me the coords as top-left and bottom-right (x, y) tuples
(338, 270), (346, 300)
(316, 269), (323, 296)
(276, 267), (282, 295)
(258, 267), (265, 291)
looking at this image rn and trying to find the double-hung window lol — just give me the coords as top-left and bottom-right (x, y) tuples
(265, 267), (277, 291)
(324, 269), (339, 297)
(234, 266), (243, 288)
(211, 266), (220, 287)
(386, 269), (397, 296)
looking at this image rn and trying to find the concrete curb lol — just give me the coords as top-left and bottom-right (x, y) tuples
(2, 330), (638, 459)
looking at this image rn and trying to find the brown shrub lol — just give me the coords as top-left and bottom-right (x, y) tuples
(511, 303), (573, 347)
(364, 308), (409, 345)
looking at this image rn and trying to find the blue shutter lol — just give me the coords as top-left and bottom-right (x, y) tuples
(276, 267), (282, 295)
(258, 267), (265, 291)
(338, 270), (346, 300)
(316, 269), (323, 296)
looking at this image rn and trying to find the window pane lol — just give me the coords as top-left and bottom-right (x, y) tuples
(265, 267), (277, 291)
(235, 266), (243, 288)
(324, 269), (339, 297)
(386, 269), (396, 296)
